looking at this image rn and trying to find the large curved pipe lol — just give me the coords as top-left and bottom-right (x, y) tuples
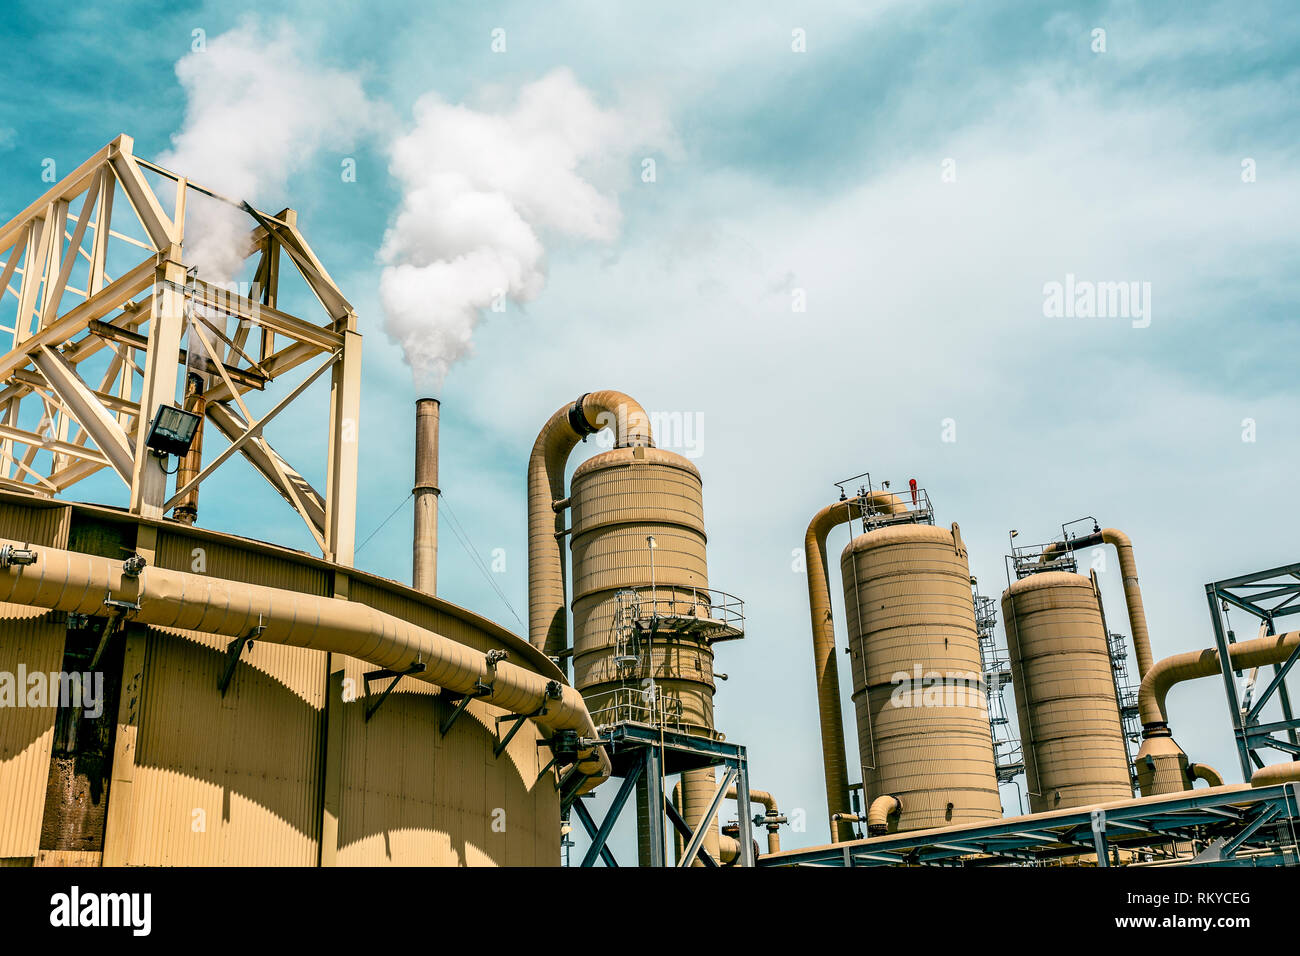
(1251, 762), (1300, 788)
(527, 391), (653, 659)
(1040, 528), (1154, 677)
(0, 538), (611, 787)
(1139, 631), (1300, 730)
(866, 794), (901, 836)
(1189, 763), (1225, 788)
(805, 492), (905, 842)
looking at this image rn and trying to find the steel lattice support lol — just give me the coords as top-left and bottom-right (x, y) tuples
(1205, 562), (1300, 779)
(0, 135), (361, 564)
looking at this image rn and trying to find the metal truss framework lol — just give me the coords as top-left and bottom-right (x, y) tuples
(569, 722), (755, 867)
(1206, 562), (1300, 779)
(761, 783), (1300, 868)
(0, 135), (360, 564)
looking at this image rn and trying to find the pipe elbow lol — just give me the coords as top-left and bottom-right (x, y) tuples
(866, 795), (901, 835)
(1188, 762), (1225, 788)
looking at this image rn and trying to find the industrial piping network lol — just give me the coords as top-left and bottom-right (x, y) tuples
(1138, 629), (1300, 792)
(0, 537), (612, 788)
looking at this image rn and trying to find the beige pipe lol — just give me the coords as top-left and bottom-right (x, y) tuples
(830, 813), (860, 843)
(1041, 528), (1154, 678)
(413, 398), (440, 596)
(0, 537), (611, 787)
(1188, 763), (1225, 788)
(866, 794), (901, 836)
(1250, 762), (1300, 788)
(804, 492), (905, 842)
(527, 391), (653, 658)
(724, 784), (782, 854)
(1139, 631), (1300, 729)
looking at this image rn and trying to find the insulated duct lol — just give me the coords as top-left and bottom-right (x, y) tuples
(1040, 528), (1154, 677)
(1137, 630), (1300, 795)
(866, 794), (901, 836)
(1189, 763), (1225, 788)
(527, 391), (652, 660)
(0, 538), (611, 787)
(804, 492), (904, 842)
(413, 398), (440, 596)
(1251, 762), (1300, 788)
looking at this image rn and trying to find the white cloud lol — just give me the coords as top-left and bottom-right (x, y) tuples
(378, 68), (670, 392)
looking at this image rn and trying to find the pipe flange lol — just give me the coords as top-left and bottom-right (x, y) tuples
(568, 393), (598, 437)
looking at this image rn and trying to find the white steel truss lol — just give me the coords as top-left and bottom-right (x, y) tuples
(0, 135), (361, 565)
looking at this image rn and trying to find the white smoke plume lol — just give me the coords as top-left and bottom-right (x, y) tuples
(379, 69), (655, 392)
(161, 20), (378, 282)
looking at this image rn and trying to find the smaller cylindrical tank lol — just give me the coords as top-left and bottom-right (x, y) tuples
(1002, 571), (1132, 812)
(840, 523), (1001, 833)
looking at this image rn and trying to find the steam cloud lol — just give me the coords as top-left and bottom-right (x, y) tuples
(379, 69), (648, 392)
(161, 20), (377, 282)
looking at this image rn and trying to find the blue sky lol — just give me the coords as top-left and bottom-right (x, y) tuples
(3, 0), (1299, 855)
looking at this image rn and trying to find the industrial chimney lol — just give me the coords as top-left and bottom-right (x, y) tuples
(413, 398), (440, 595)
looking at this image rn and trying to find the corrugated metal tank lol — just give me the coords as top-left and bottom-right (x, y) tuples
(569, 445), (719, 865)
(840, 523), (1001, 832)
(0, 497), (561, 867)
(1001, 572), (1132, 813)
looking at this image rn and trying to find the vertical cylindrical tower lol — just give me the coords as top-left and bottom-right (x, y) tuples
(840, 523), (1001, 833)
(569, 445), (718, 865)
(569, 446), (714, 733)
(1002, 572), (1132, 813)
(413, 398), (440, 595)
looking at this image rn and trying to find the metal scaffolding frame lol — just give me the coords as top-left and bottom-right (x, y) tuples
(760, 783), (1300, 868)
(568, 722), (754, 867)
(0, 135), (361, 564)
(1205, 561), (1300, 779)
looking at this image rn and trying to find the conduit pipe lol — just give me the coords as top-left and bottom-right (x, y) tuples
(1136, 631), (1300, 796)
(527, 391), (652, 660)
(724, 783), (782, 854)
(866, 795), (901, 836)
(1040, 528), (1154, 677)
(804, 492), (905, 842)
(1189, 763), (1225, 788)
(1139, 631), (1300, 729)
(0, 538), (611, 787)
(830, 813), (860, 843)
(1251, 762), (1300, 788)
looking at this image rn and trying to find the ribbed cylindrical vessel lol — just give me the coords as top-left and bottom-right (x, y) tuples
(840, 524), (1001, 832)
(569, 446), (715, 734)
(1002, 572), (1132, 812)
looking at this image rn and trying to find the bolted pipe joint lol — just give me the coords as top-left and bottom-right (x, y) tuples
(0, 544), (37, 568)
(122, 554), (148, 578)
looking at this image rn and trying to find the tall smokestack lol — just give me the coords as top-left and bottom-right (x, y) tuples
(413, 398), (440, 595)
